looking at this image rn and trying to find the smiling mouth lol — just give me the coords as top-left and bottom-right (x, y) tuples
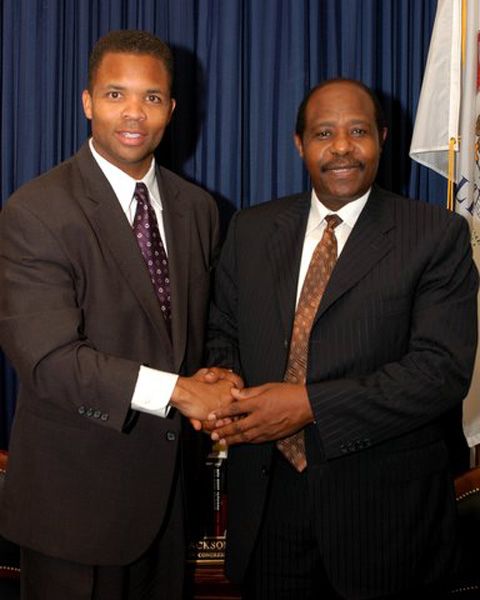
(116, 131), (147, 145)
(322, 162), (363, 173)
(119, 131), (145, 138)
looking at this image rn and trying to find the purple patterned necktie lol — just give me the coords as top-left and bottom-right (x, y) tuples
(132, 182), (171, 327)
(277, 214), (342, 472)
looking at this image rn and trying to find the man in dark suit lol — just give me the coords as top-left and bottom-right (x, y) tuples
(0, 30), (239, 599)
(206, 79), (479, 598)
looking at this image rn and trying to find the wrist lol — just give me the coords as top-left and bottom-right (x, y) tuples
(300, 385), (314, 425)
(170, 376), (191, 411)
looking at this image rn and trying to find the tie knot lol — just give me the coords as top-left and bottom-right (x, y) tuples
(325, 214), (342, 230)
(134, 182), (150, 206)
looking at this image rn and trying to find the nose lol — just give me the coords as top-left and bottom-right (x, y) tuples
(122, 96), (146, 121)
(330, 131), (352, 155)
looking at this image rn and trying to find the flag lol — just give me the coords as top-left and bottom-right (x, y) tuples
(410, 0), (480, 448)
(409, 0), (462, 180)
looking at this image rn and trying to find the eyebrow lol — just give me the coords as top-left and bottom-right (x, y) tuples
(310, 118), (372, 127)
(102, 84), (166, 94)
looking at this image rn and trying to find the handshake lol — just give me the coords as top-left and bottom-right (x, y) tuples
(170, 367), (314, 447)
(170, 367), (243, 440)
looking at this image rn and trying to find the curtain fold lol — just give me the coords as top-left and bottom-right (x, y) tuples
(0, 0), (443, 446)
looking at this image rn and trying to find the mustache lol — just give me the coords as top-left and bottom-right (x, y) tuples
(321, 160), (364, 172)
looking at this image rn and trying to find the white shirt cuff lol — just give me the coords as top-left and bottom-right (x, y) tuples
(131, 365), (179, 417)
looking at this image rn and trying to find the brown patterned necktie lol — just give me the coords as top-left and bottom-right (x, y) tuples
(133, 182), (171, 328)
(277, 214), (342, 472)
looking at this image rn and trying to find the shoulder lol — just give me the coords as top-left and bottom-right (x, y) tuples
(158, 165), (216, 208)
(239, 192), (306, 218)
(233, 192), (308, 227)
(372, 186), (469, 234)
(2, 154), (80, 219)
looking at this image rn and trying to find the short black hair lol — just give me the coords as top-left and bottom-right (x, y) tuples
(295, 78), (387, 139)
(88, 30), (174, 92)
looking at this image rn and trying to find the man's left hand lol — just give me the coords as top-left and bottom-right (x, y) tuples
(208, 382), (313, 445)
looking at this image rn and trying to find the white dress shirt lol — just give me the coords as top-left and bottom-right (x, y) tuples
(89, 139), (177, 417)
(296, 189), (370, 305)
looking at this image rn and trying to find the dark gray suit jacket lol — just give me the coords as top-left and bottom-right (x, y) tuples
(0, 143), (219, 565)
(208, 186), (478, 598)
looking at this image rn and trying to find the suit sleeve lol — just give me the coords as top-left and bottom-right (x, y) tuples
(0, 199), (139, 432)
(308, 214), (479, 458)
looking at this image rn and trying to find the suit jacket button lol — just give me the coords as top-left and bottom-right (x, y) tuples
(166, 431), (176, 442)
(261, 465), (269, 477)
(78, 406), (86, 415)
(93, 410), (102, 419)
(100, 413), (109, 422)
(86, 408), (94, 417)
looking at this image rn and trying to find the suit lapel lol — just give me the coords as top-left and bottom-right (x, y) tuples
(267, 194), (310, 337)
(315, 187), (394, 322)
(157, 167), (189, 372)
(74, 144), (173, 350)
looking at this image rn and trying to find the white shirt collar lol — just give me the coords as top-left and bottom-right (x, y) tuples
(88, 138), (162, 215)
(306, 188), (371, 234)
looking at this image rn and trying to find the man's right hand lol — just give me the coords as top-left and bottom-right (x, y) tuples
(170, 367), (243, 423)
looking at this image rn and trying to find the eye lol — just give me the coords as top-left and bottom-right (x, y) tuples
(106, 91), (122, 100)
(351, 127), (367, 136)
(314, 130), (331, 139)
(146, 94), (162, 104)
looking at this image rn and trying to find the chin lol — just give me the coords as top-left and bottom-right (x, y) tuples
(328, 187), (362, 199)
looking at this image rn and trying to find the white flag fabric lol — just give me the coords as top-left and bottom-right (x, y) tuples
(409, 0), (462, 177)
(410, 0), (480, 447)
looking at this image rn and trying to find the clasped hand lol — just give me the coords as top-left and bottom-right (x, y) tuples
(193, 378), (314, 447)
(171, 367), (243, 426)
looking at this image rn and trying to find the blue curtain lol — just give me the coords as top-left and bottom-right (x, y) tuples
(0, 0), (444, 447)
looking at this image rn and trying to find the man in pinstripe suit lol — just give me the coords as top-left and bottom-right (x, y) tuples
(206, 79), (478, 598)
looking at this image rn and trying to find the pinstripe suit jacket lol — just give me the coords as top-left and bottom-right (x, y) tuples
(208, 186), (478, 598)
(0, 143), (219, 565)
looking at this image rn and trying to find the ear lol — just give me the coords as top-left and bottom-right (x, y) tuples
(294, 133), (304, 158)
(82, 89), (93, 120)
(167, 98), (176, 123)
(380, 127), (388, 147)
